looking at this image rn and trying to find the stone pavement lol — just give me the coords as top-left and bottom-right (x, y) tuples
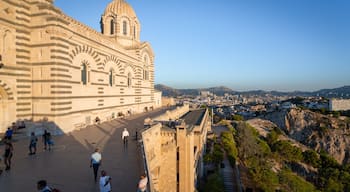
(0, 107), (170, 191)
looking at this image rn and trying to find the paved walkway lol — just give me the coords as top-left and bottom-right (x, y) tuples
(0, 107), (170, 191)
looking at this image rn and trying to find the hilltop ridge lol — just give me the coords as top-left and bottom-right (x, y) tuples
(155, 84), (350, 98)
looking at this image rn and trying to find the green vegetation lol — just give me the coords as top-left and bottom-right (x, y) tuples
(213, 115), (222, 124)
(302, 150), (320, 167)
(219, 120), (235, 134)
(235, 122), (279, 191)
(221, 131), (238, 167)
(199, 172), (225, 192)
(279, 169), (318, 192)
(266, 128), (280, 145)
(232, 114), (244, 121)
(201, 137), (225, 192)
(235, 122), (321, 191)
(204, 140), (223, 166)
(230, 117), (350, 191)
(316, 151), (350, 191)
(200, 104), (207, 109)
(271, 140), (303, 162)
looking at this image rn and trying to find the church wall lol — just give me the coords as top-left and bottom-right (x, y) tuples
(0, 0), (156, 133)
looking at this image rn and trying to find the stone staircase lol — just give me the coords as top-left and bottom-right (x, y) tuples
(221, 157), (235, 192)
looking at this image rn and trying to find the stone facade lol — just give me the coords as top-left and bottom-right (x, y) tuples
(161, 96), (175, 107)
(0, 0), (157, 133)
(142, 106), (211, 192)
(329, 99), (350, 111)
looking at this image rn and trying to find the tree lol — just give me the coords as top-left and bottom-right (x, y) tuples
(324, 178), (343, 192)
(302, 150), (320, 167)
(266, 130), (279, 145)
(232, 114), (244, 121)
(200, 172), (225, 192)
(279, 169), (317, 192)
(272, 140), (302, 162)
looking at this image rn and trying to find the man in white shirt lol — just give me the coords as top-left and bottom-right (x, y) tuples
(137, 173), (148, 192)
(121, 128), (130, 146)
(99, 170), (111, 192)
(90, 148), (102, 182)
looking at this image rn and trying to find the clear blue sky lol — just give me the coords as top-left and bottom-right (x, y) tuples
(54, 0), (350, 91)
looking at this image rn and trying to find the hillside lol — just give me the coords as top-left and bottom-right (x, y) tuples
(236, 108), (350, 191)
(155, 84), (181, 96)
(155, 84), (234, 96)
(262, 108), (350, 164)
(155, 84), (350, 98)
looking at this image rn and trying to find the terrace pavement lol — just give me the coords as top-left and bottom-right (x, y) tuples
(0, 107), (170, 191)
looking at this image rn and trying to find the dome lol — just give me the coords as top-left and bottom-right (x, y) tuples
(104, 0), (137, 19)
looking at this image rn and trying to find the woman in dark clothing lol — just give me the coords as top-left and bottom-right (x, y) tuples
(4, 142), (13, 170)
(42, 130), (53, 151)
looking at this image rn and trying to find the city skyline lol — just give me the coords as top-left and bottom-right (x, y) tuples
(55, 0), (350, 92)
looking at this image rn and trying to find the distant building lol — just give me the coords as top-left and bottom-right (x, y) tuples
(0, 0), (157, 133)
(141, 105), (211, 192)
(200, 91), (210, 97)
(162, 97), (176, 107)
(153, 91), (162, 109)
(329, 99), (350, 111)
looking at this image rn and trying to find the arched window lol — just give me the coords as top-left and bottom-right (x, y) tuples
(133, 26), (136, 39)
(109, 69), (114, 86)
(123, 21), (127, 35)
(81, 63), (87, 85)
(110, 19), (115, 35)
(143, 67), (149, 81)
(143, 55), (150, 80)
(127, 72), (132, 88)
(100, 18), (104, 34)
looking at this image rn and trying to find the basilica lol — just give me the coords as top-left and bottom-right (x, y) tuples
(0, 0), (160, 133)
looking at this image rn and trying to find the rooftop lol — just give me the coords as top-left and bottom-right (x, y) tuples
(181, 109), (206, 126)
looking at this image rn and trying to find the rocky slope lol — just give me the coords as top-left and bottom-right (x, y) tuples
(262, 108), (350, 164)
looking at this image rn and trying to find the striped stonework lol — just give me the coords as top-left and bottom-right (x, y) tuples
(0, 0), (161, 133)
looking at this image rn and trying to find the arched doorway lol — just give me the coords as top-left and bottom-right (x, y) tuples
(0, 86), (10, 133)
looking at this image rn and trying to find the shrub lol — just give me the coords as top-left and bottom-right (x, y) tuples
(221, 131), (238, 166)
(232, 114), (244, 121)
(279, 169), (317, 192)
(200, 172), (225, 192)
(302, 150), (320, 167)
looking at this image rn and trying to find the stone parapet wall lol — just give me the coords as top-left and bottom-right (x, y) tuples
(152, 105), (189, 122)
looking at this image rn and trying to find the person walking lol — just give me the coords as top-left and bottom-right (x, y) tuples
(42, 130), (53, 151)
(122, 128), (130, 146)
(4, 141), (13, 170)
(4, 127), (13, 141)
(99, 170), (111, 192)
(29, 132), (38, 155)
(90, 148), (102, 182)
(137, 173), (148, 192)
